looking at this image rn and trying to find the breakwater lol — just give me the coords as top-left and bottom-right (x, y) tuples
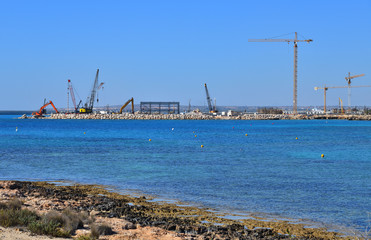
(30, 112), (371, 120)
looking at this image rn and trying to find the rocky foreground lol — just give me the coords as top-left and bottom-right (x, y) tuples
(0, 181), (345, 240)
(20, 112), (371, 120)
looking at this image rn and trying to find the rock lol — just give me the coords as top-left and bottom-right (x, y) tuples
(122, 222), (137, 230)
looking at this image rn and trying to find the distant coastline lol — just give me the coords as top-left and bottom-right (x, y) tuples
(0, 110), (33, 115)
(18, 112), (371, 120)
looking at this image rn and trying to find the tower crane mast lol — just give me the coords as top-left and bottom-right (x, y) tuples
(249, 32), (313, 114)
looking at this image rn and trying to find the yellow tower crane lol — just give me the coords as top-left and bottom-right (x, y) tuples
(249, 32), (313, 114)
(314, 85), (371, 113)
(345, 73), (365, 110)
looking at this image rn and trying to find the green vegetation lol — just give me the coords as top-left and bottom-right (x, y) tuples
(0, 198), (113, 239)
(28, 219), (70, 237)
(0, 199), (98, 238)
(258, 107), (283, 114)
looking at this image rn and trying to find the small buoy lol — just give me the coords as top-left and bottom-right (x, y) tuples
(245, 134), (248, 136)
(194, 135), (197, 137)
(149, 139), (152, 141)
(296, 137), (298, 140)
(193, 131), (195, 133)
(16, 127), (18, 132)
(171, 128), (174, 131)
(272, 123), (274, 125)
(321, 154), (324, 158)
(201, 145), (204, 148)
(233, 127), (234, 129)
(84, 132), (86, 134)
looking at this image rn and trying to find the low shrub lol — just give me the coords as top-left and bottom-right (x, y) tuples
(43, 210), (65, 226)
(61, 208), (84, 234)
(0, 202), (8, 210)
(7, 198), (23, 210)
(91, 224), (114, 238)
(0, 208), (38, 227)
(28, 219), (70, 238)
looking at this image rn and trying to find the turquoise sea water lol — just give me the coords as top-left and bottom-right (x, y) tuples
(0, 115), (370, 232)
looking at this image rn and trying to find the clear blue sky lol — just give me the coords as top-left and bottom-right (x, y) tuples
(1, 0), (370, 110)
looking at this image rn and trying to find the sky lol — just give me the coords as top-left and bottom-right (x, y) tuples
(1, 0), (370, 110)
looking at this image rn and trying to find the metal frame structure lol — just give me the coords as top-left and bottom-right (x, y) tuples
(140, 102), (180, 114)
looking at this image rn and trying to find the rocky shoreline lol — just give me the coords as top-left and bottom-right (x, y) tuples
(0, 181), (345, 239)
(20, 112), (371, 120)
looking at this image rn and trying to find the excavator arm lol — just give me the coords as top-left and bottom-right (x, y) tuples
(32, 101), (59, 116)
(119, 98), (134, 114)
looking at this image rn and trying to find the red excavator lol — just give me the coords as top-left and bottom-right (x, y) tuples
(32, 100), (59, 116)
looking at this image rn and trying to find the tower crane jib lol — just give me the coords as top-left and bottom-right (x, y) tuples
(249, 32), (313, 114)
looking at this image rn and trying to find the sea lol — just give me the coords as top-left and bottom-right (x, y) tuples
(0, 114), (370, 233)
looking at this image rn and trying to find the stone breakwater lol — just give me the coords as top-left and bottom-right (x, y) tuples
(36, 113), (371, 120)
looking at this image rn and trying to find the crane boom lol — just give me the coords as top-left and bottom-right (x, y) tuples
(249, 32), (312, 114)
(86, 69), (100, 110)
(204, 83), (214, 112)
(68, 79), (77, 112)
(119, 98), (134, 114)
(248, 39), (312, 43)
(80, 69), (103, 113)
(345, 73), (365, 81)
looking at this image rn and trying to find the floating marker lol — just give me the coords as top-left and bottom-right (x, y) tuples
(171, 128), (174, 131)
(321, 154), (324, 158)
(16, 127), (18, 132)
(84, 132), (86, 134)
(194, 135), (197, 137)
(149, 139), (152, 141)
(193, 131), (195, 133)
(296, 137), (298, 140)
(201, 145), (204, 148)
(245, 134), (248, 136)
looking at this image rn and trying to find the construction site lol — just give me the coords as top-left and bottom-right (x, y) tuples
(26, 32), (370, 120)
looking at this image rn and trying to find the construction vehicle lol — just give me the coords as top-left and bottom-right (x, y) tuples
(249, 32), (313, 114)
(32, 100), (59, 116)
(79, 69), (104, 113)
(119, 97), (134, 114)
(345, 72), (365, 109)
(204, 83), (217, 113)
(339, 98), (344, 114)
(67, 79), (82, 113)
(314, 85), (371, 113)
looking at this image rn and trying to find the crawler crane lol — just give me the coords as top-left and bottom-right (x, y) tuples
(80, 69), (104, 113)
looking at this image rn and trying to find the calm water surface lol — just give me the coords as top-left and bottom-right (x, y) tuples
(0, 115), (370, 232)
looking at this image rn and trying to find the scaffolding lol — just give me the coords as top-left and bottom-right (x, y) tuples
(140, 102), (180, 114)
